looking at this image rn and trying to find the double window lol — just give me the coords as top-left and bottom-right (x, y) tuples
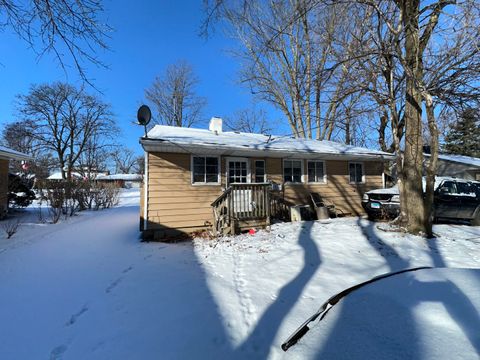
(283, 160), (303, 183)
(192, 156), (220, 184)
(349, 162), (364, 183)
(307, 161), (326, 183)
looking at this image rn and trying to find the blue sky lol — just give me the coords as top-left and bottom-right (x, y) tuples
(0, 0), (282, 155)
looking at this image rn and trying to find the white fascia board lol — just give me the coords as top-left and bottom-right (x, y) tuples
(140, 138), (396, 162)
(0, 150), (33, 161)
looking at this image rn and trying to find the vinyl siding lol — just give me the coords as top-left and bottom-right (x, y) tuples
(146, 153), (223, 234)
(146, 153), (385, 236)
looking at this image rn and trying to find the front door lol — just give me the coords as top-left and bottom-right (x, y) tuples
(227, 158), (250, 185)
(227, 158), (251, 213)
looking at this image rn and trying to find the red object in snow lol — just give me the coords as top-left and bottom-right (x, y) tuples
(249, 228), (256, 235)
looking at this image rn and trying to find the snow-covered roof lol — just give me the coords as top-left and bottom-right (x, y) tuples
(97, 174), (143, 181)
(430, 153), (480, 168)
(0, 146), (32, 161)
(141, 125), (395, 161)
(47, 171), (84, 180)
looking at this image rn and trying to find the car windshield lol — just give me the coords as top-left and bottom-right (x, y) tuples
(438, 181), (457, 194)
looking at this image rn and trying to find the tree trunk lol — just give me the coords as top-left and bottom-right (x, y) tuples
(401, 0), (426, 235)
(423, 93), (439, 238)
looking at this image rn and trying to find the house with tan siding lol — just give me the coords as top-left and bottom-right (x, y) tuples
(0, 146), (32, 218)
(140, 118), (395, 239)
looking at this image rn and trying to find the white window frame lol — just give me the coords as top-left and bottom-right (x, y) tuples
(226, 157), (251, 185)
(283, 159), (304, 184)
(349, 161), (365, 184)
(191, 155), (221, 185)
(254, 160), (266, 183)
(307, 160), (327, 184)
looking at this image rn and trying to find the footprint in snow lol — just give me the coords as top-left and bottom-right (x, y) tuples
(50, 345), (68, 360)
(122, 266), (133, 274)
(65, 304), (89, 326)
(105, 277), (122, 293)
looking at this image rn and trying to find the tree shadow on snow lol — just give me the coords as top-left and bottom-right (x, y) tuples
(425, 237), (480, 355)
(305, 219), (479, 359)
(235, 220), (322, 359)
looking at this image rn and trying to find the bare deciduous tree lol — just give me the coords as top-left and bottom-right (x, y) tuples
(16, 82), (117, 180)
(0, 0), (111, 84)
(1, 119), (54, 178)
(111, 147), (137, 174)
(207, 0), (480, 237)
(77, 134), (112, 179)
(145, 61), (207, 127)
(355, 0), (480, 236)
(203, 0), (362, 140)
(224, 107), (273, 134)
(133, 155), (145, 175)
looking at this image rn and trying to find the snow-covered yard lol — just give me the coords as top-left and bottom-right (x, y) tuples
(0, 189), (479, 359)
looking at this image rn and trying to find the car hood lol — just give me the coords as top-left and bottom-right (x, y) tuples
(366, 177), (458, 196)
(286, 268), (480, 359)
(366, 185), (399, 196)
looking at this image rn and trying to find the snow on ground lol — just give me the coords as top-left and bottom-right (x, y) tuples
(0, 190), (479, 359)
(194, 219), (480, 359)
(288, 268), (480, 359)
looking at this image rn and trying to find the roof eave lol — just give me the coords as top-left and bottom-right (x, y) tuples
(140, 138), (396, 162)
(0, 150), (33, 161)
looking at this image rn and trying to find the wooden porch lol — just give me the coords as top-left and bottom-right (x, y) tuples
(211, 183), (292, 236)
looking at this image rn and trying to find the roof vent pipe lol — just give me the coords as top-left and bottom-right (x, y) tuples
(209, 117), (223, 134)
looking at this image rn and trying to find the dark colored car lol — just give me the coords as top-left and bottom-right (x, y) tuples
(362, 177), (480, 225)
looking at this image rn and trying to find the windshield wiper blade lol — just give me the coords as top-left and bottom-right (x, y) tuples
(281, 266), (431, 352)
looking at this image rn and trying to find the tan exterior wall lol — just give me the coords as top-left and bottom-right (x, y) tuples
(0, 159), (8, 217)
(279, 160), (384, 215)
(146, 153), (223, 237)
(146, 152), (385, 237)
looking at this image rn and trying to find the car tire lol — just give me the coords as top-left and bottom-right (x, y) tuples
(472, 212), (480, 226)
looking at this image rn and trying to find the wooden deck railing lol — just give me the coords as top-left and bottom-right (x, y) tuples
(211, 183), (293, 236)
(270, 193), (293, 222)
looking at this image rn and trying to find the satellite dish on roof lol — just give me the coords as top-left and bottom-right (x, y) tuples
(137, 105), (152, 126)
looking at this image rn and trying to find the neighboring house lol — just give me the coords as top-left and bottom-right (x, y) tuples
(47, 171), (84, 180)
(424, 153), (480, 181)
(46, 171), (143, 188)
(140, 118), (395, 239)
(96, 174), (143, 188)
(0, 146), (32, 218)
